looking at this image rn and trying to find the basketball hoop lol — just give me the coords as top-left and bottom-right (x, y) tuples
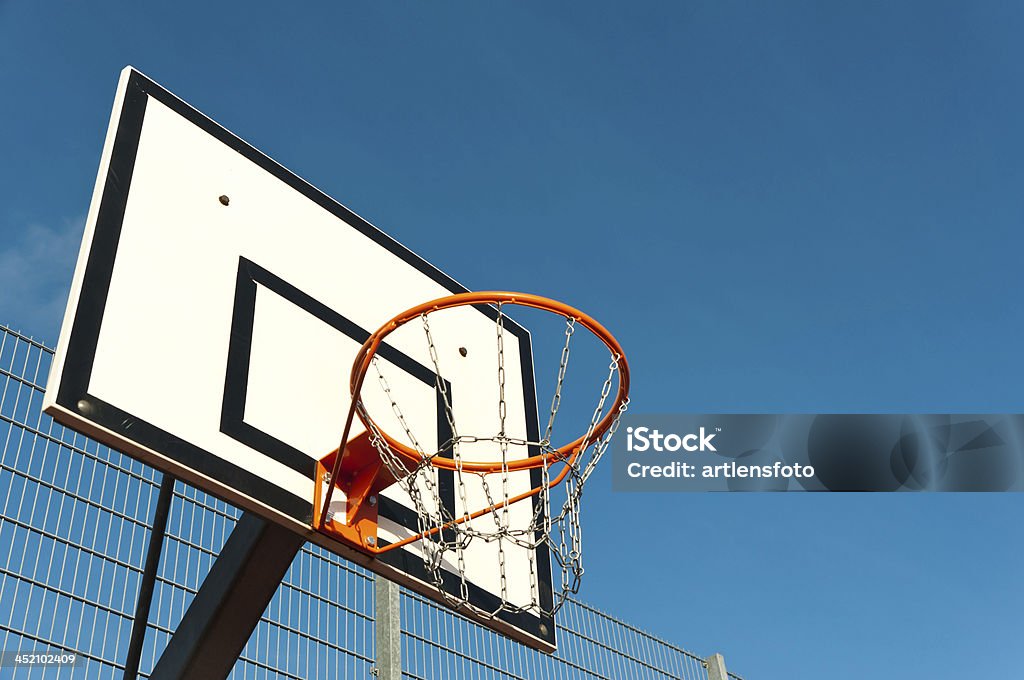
(313, 292), (629, 619)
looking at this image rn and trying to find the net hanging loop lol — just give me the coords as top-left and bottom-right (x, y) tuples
(314, 291), (630, 620)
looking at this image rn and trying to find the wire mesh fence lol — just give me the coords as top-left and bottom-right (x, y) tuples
(401, 591), (716, 680)
(0, 324), (740, 679)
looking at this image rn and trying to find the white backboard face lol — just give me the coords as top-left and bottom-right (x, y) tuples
(44, 67), (554, 650)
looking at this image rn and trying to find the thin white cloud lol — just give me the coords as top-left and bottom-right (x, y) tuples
(0, 217), (84, 343)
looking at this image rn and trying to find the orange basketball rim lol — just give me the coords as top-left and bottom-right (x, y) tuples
(314, 291), (630, 555)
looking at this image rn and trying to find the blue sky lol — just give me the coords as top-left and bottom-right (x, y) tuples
(2, 2), (1023, 678)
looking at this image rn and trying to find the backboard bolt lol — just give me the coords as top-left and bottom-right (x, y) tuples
(76, 399), (91, 414)
(458, 347), (468, 357)
(322, 472), (331, 484)
(368, 495), (377, 506)
(218, 194), (230, 206)
(365, 536), (376, 546)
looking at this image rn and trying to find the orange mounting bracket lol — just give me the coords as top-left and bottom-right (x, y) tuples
(313, 432), (405, 552)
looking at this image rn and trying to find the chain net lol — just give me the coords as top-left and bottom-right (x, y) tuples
(357, 303), (628, 620)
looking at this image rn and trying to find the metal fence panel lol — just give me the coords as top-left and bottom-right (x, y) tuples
(0, 324), (738, 680)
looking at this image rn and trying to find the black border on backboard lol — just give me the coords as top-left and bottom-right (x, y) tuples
(49, 68), (555, 648)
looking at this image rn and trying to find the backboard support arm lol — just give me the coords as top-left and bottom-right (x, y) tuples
(149, 512), (304, 680)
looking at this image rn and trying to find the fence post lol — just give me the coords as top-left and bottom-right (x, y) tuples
(374, 575), (402, 680)
(122, 474), (175, 680)
(705, 652), (729, 680)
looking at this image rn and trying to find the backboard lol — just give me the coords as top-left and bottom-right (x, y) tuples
(44, 67), (555, 651)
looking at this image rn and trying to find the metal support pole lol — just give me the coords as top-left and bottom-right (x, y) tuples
(705, 652), (729, 680)
(123, 474), (175, 680)
(149, 511), (304, 680)
(374, 574), (402, 680)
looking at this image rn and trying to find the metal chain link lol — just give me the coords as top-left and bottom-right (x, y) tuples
(543, 317), (575, 444)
